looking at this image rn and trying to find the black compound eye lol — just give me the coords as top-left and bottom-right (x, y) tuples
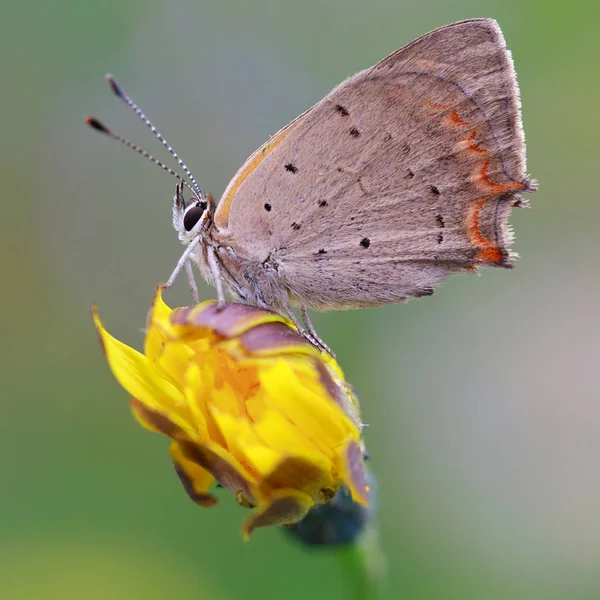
(183, 203), (206, 231)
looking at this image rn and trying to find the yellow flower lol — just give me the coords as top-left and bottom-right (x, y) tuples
(92, 290), (369, 538)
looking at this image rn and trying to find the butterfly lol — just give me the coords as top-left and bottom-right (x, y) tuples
(87, 18), (536, 352)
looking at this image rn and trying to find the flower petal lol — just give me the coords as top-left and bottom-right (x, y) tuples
(249, 408), (333, 472)
(259, 358), (359, 454)
(238, 322), (315, 356)
(260, 455), (336, 503)
(340, 438), (370, 506)
(152, 339), (195, 391)
(178, 440), (259, 506)
(92, 306), (195, 437)
(169, 441), (217, 508)
(130, 398), (184, 438)
(144, 288), (173, 361)
(313, 360), (362, 430)
(193, 359), (243, 448)
(242, 488), (314, 540)
(207, 406), (281, 478)
(181, 363), (211, 440)
(171, 302), (288, 340)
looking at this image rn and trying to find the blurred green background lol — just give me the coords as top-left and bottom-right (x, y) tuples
(2, 1), (599, 598)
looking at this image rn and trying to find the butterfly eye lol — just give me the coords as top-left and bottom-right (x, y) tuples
(183, 203), (207, 231)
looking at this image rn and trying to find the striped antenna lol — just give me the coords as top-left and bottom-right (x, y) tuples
(105, 74), (203, 198)
(84, 116), (198, 198)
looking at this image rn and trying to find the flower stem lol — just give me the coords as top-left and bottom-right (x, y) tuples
(339, 526), (388, 600)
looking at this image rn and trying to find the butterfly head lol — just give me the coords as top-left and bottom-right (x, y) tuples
(172, 182), (214, 245)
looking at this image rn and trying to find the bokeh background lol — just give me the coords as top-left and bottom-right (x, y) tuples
(2, 1), (599, 598)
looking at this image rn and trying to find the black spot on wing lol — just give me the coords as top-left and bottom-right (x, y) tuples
(284, 163), (298, 173)
(318, 200), (328, 207)
(430, 185), (440, 196)
(264, 203), (272, 212)
(360, 238), (370, 248)
(357, 177), (368, 196)
(334, 104), (349, 116)
(291, 222), (301, 230)
(316, 249), (327, 255)
(349, 127), (360, 137)
(436, 214), (445, 228)
(402, 168), (414, 179)
(437, 232), (443, 244)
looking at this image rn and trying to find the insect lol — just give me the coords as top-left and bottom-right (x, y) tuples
(86, 18), (536, 353)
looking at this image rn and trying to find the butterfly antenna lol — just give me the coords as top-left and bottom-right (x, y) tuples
(105, 74), (203, 199)
(84, 116), (197, 198)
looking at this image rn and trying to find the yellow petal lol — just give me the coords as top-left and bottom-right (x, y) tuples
(144, 288), (172, 361)
(250, 408), (331, 468)
(181, 363), (214, 442)
(203, 346), (262, 414)
(151, 339), (195, 390)
(92, 305), (194, 437)
(242, 488), (314, 540)
(169, 441), (217, 507)
(207, 406), (280, 478)
(259, 358), (359, 453)
(145, 290), (199, 389)
(192, 360), (237, 448)
(323, 353), (346, 381)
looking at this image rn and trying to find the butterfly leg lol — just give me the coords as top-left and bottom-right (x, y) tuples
(185, 260), (200, 304)
(207, 245), (226, 305)
(163, 236), (201, 291)
(281, 302), (334, 356)
(301, 306), (334, 357)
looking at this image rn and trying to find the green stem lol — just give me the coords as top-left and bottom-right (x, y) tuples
(339, 527), (388, 600)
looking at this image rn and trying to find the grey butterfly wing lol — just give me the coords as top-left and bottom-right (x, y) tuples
(214, 18), (535, 310)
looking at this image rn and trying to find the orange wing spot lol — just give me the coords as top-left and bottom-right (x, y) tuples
(475, 158), (524, 193)
(475, 247), (503, 263)
(467, 198), (491, 248)
(449, 109), (470, 127)
(443, 109), (470, 129)
(466, 198), (505, 264)
(457, 125), (524, 262)
(465, 129), (487, 154)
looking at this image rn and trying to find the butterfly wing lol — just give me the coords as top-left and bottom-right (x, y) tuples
(214, 18), (535, 310)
